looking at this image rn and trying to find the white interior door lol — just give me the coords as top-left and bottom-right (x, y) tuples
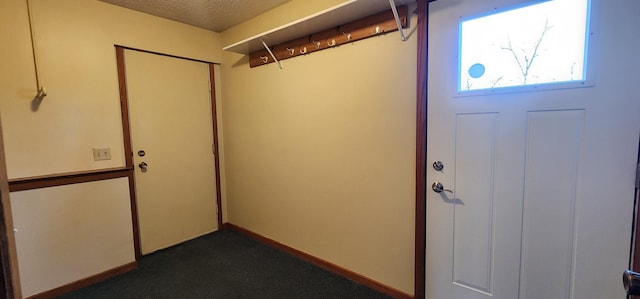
(125, 50), (218, 255)
(426, 0), (640, 298)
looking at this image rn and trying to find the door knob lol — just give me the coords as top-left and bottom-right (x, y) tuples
(138, 162), (148, 171)
(432, 182), (452, 193)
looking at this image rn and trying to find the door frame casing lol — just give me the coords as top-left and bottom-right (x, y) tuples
(115, 45), (223, 258)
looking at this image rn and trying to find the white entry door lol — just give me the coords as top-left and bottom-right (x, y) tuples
(426, 0), (640, 298)
(125, 50), (218, 255)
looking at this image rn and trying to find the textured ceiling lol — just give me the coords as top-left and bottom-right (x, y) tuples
(98, 0), (291, 32)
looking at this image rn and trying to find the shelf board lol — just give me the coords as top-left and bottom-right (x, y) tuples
(223, 0), (415, 55)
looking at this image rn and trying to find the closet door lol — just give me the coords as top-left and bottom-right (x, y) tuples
(125, 50), (218, 254)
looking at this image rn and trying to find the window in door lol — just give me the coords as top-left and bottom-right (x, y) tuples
(458, 0), (591, 94)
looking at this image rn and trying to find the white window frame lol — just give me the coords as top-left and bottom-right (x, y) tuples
(455, 0), (595, 97)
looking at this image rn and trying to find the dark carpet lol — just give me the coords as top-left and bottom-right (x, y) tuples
(59, 230), (392, 299)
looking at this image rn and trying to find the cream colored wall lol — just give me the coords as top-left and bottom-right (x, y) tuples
(2, 0), (221, 178)
(0, 0), (222, 297)
(220, 2), (417, 294)
(10, 179), (134, 298)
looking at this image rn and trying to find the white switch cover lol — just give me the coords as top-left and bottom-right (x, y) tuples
(93, 147), (111, 161)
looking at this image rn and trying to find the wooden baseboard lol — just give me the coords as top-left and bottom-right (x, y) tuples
(27, 262), (136, 299)
(223, 223), (413, 299)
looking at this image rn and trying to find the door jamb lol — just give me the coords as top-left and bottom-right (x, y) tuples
(630, 137), (640, 299)
(115, 46), (224, 258)
(414, 0), (429, 298)
(208, 65), (224, 228)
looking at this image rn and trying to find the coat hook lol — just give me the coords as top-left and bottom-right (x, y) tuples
(343, 32), (352, 41)
(300, 46), (307, 54)
(286, 48), (295, 56)
(375, 26), (383, 34)
(312, 40), (320, 49)
(327, 39), (336, 47)
(260, 56), (269, 63)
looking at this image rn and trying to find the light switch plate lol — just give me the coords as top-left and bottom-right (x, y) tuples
(93, 147), (111, 161)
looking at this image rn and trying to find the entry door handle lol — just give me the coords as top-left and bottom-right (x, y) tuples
(432, 182), (452, 194)
(138, 162), (148, 171)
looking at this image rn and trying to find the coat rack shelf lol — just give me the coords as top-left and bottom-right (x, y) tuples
(222, 0), (413, 68)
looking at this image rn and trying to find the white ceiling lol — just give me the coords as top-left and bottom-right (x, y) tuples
(98, 0), (291, 32)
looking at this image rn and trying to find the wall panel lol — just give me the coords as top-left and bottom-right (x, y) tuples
(11, 178), (134, 298)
